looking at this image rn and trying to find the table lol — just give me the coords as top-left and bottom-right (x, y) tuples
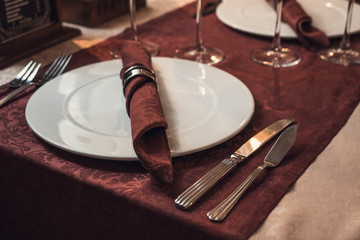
(1, 1), (359, 239)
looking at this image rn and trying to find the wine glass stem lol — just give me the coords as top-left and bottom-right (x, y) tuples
(272, 0), (283, 51)
(195, 0), (204, 51)
(130, 0), (139, 42)
(339, 0), (354, 50)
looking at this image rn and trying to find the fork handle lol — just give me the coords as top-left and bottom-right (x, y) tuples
(207, 164), (266, 222)
(0, 83), (11, 91)
(175, 158), (239, 210)
(0, 82), (34, 107)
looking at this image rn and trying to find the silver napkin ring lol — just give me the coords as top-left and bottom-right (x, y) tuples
(122, 65), (157, 96)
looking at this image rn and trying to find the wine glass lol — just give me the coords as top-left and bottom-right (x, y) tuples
(174, 0), (224, 65)
(250, 0), (301, 68)
(110, 0), (159, 58)
(318, 0), (360, 65)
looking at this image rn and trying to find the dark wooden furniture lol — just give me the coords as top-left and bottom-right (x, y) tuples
(60, 0), (146, 27)
(0, 0), (80, 69)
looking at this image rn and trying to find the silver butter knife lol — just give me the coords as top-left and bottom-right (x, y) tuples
(207, 123), (298, 222)
(175, 118), (295, 210)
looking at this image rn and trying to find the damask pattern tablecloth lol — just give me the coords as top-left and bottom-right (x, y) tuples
(1, 1), (359, 239)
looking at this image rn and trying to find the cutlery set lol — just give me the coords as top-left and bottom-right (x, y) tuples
(0, 54), (72, 107)
(175, 119), (299, 222)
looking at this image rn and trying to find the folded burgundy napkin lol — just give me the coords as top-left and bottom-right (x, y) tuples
(268, 0), (330, 49)
(119, 40), (173, 184)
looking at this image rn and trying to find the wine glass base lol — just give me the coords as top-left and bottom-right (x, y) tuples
(109, 40), (159, 59)
(251, 48), (301, 68)
(318, 48), (360, 66)
(141, 40), (160, 56)
(174, 46), (224, 65)
(110, 48), (121, 59)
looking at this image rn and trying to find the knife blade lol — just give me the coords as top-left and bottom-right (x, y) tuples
(207, 123), (298, 221)
(175, 118), (295, 210)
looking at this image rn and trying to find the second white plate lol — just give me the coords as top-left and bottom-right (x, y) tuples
(25, 57), (254, 161)
(216, 0), (360, 38)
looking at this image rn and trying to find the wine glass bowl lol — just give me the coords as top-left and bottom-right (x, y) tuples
(174, 0), (224, 65)
(250, 0), (301, 68)
(318, 0), (360, 65)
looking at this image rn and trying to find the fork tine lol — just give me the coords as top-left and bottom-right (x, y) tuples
(15, 61), (34, 80)
(41, 55), (63, 81)
(0, 61), (37, 91)
(56, 54), (72, 77)
(19, 62), (37, 83)
(46, 54), (72, 80)
(0, 62), (41, 107)
(45, 55), (66, 80)
(27, 63), (42, 82)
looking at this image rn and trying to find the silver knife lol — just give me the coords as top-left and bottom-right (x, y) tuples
(175, 118), (295, 210)
(207, 123), (298, 222)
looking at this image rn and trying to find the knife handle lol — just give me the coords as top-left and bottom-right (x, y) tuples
(207, 164), (266, 222)
(175, 158), (240, 210)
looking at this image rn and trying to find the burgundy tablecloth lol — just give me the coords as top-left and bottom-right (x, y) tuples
(1, 2), (359, 240)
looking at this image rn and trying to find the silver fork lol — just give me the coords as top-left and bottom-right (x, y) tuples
(0, 54), (72, 107)
(0, 61), (39, 91)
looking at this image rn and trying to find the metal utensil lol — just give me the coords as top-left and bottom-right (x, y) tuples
(0, 61), (39, 91)
(175, 118), (294, 210)
(0, 54), (71, 107)
(207, 123), (298, 222)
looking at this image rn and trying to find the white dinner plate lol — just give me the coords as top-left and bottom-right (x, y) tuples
(216, 0), (360, 38)
(25, 57), (254, 161)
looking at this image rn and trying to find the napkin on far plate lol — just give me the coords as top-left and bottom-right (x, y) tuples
(119, 40), (173, 184)
(269, 0), (330, 50)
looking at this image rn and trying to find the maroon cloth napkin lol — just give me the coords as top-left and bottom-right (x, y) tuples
(118, 40), (173, 184)
(269, 0), (330, 49)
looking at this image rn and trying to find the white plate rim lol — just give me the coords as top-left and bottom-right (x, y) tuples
(216, 0), (360, 39)
(25, 57), (255, 161)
